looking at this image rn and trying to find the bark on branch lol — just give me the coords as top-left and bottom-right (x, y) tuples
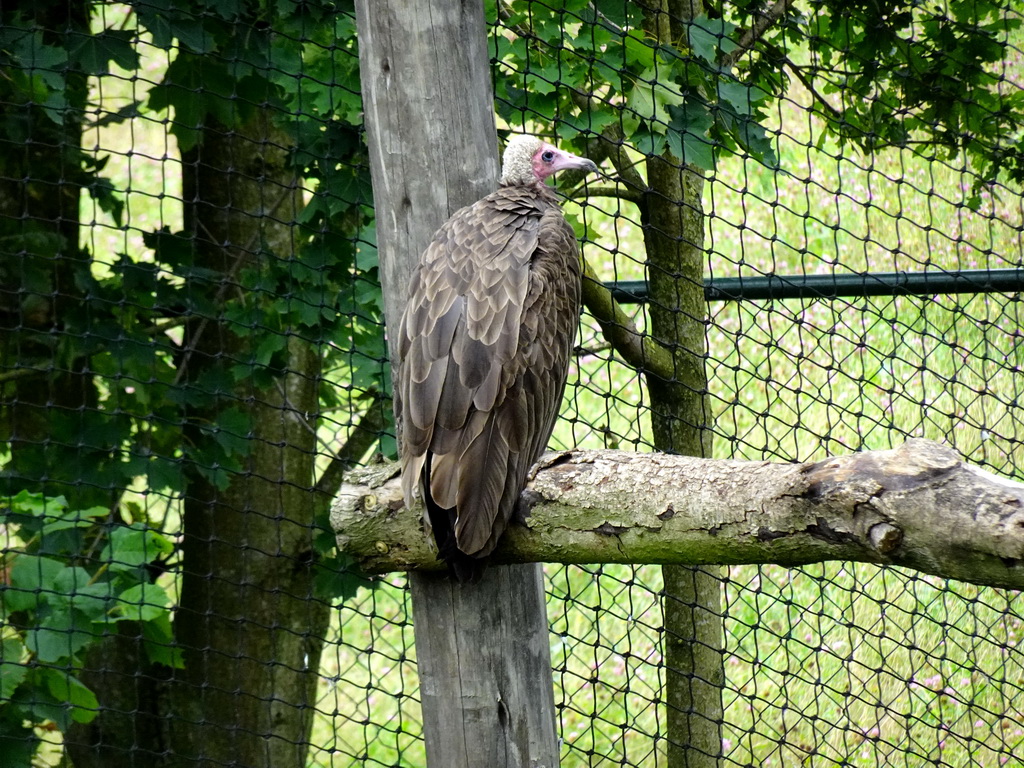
(721, 0), (796, 68)
(331, 439), (1024, 591)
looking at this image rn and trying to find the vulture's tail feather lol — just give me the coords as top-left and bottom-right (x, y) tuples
(445, 548), (487, 584)
(422, 456), (488, 584)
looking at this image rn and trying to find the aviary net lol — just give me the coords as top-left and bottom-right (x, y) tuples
(0, 2), (1021, 767)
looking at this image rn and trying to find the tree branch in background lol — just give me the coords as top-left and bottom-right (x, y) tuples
(495, 0), (526, 36)
(585, 123), (650, 195)
(544, 117), (671, 380)
(0, 365), (50, 385)
(721, 0), (796, 67)
(571, 185), (644, 205)
(774, 45), (846, 122)
(332, 439), (1024, 592)
(588, 2), (626, 36)
(501, 24), (665, 387)
(580, 257), (675, 380)
(575, 340), (613, 357)
(314, 393), (388, 499)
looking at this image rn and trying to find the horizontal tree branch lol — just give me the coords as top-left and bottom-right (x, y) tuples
(331, 439), (1024, 591)
(0, 365), (50, 384)
(570, 185), (644, 205)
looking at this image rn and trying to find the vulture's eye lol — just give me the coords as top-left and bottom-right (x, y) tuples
(541, 150), (555, 162)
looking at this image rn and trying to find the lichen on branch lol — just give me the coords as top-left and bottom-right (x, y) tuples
(331, 439), (1024, 591)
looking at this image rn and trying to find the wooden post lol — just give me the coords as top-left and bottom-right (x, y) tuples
(354, 2), (561, 766)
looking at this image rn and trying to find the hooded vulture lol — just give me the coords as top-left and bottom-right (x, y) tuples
(395, 134), (598, 582)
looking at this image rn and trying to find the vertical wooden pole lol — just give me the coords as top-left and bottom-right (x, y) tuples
(355, 2), (560, 766)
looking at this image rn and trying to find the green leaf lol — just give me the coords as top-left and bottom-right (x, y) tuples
(87, 176), (125, 226)
(628, 68), (684, 128)
(100, 525), (174, 572)
(142, 227), (197, 269)
(680, 131), (715, 170)
(145, 454), (184, 494)
(313, 554), (368, 603)
(97, 528), (174, 573)
(39, 667), (99, 724)
(667, 101), (715, 168)
(733, 118), (777, 167)
(688, 16), (738, 63)
(9, 555), (65, 594)
(9, 490), (67, 518)
(112, 582), (172, 623)
(0, 639), (28, 699)
(12, 672), (69, 731)
(148, 54), (240, 150)
(717, 80), (767, 115)
(51, 566), (93, 600)
(60, 582), (116, 622)
(92, 99), (143, 128)
(67, 30), (139, 74)
(25, 611), (95, 663)
(39, 504), (107, 535)
(11, 31), (67, 87)
(555, 109), (617, 138)
(134, 4), (215, 54)
(1, 584), (42, 615)
(141, 612), (184, 669)
(209, 406), (253, 457)
(622, 32), (655, 69)
(253, 332), (289, 367)
(628, 77), (656, 121)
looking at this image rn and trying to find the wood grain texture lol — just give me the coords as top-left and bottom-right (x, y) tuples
(332, 439), (1024, 592)
(354, 1), (560, 765)
(357, 0), (500, 335)
(411, 567), (559, 768)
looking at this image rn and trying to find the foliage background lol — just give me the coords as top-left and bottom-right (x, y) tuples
(1, 0), (1023, 766)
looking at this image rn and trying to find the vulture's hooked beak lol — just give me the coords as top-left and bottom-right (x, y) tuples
(551, 152), (598, 176)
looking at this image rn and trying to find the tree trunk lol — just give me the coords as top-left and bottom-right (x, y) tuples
(0, 2), (103, 509)
(165, 110), (327, 768)
(65, 108), (329, 768)
(646, 155), (724, 768)
(638, 2), (724, 766)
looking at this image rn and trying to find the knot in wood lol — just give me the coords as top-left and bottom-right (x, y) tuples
(869, 522), (902, 554)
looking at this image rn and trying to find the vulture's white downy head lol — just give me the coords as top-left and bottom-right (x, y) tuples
(500, 134), (598, 187)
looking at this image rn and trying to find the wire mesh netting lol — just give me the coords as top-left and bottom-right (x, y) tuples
(1, 1), (1023, 767)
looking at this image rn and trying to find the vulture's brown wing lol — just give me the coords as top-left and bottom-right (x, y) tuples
(396, 186), (581, 569)
(458, 204), (582, 556)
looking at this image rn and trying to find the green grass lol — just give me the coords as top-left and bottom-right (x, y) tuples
(67, 13), (1024, 768)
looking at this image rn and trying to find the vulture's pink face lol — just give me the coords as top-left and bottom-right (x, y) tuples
(531, 143), (599, 182)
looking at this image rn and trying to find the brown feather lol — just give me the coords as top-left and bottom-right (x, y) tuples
(396, 177), (583, 579)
